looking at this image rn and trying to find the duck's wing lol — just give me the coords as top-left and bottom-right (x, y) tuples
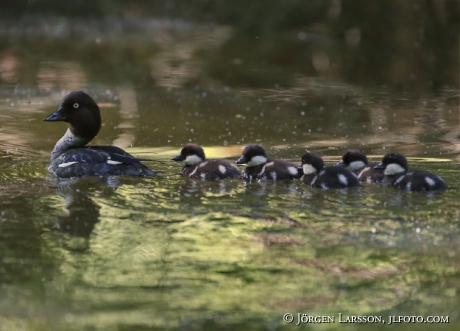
(49, 147), (156, 178)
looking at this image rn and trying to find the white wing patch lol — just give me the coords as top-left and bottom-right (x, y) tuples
(425, 177), (435, 187)
(271, 171), (277, 180)
(189, 167), (198, 177)
(406, 182), (412, 190)
(288, 167), (298, 176)
(357, 167), (368, 179)
(338, 174), (348, 186)
(107, 160), (123, 165)
(310, 175), (318, 186)
(218, 165), (226, 174)
(259, 164), (267, 176)
(394, 175), (405, 185)
(58, 161), (78, 168)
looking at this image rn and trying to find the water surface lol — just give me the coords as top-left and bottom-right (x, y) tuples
(1, 3), (460, 330)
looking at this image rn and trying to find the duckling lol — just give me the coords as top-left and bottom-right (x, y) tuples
(172, 144), (240, 180)
(301, 152), (360, 189)
(336, 150), (384, 183)
(236, 144), (301, 180)
(374, 153), (447, 191)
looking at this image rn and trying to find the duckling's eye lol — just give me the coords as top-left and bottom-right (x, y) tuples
(73, 103), (79, 109)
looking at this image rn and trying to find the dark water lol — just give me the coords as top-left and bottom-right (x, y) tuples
(1, 1), (460, 330)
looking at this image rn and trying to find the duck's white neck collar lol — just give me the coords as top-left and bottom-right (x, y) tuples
(50, 128), (90, 160)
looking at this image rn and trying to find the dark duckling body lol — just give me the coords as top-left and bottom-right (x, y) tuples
(374, 153), (447, 191)
(301, 152), (360, 189)
(336, 150), (384, 183)
(172, 144), (240, 180)
(236, 144), (301, 181)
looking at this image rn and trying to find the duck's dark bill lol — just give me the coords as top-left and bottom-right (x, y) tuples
(172, 154), (185, 162)
(44, 107), (66, 121)
(236, 156), (247, 164)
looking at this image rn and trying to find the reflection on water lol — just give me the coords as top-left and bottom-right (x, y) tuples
(54, 188), (100, 239)
(1, 162), (460, 330)
(37, 61), (87, 92)
(0, 3), (460, 330)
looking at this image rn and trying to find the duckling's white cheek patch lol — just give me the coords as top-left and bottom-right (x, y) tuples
(271, 171), (277, 180)
(247, 155), (267, 167)
(406, 182), (412, 190)
(288, 167), (298, 176)
(184, 155), (203, 165)
(58, 161), (78, 168)
(425, 177), (435, 187)
(349, 160), (366, 172)
(302, 164), (316, 175)
(338, 174), (348, 185)
(218, 165), (226, 174)
(385, 163), (405, 175)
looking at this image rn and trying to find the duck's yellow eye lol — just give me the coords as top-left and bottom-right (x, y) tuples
(73, 103), (79, 108)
